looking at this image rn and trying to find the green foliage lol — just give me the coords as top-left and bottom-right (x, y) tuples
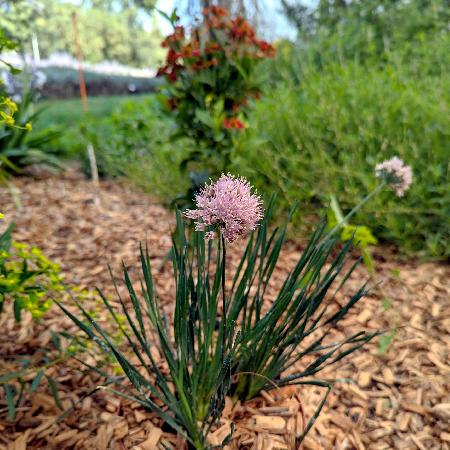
(0, 30), (21, 129)
(0, 29), (62, 179)
(233, 53), (449, 258)
(74, 97), (191, 202)
(0, 226), (123, 421)
(328, 195), (378, 273)
(36, 95), (191, 202)
(225, 199), (379, 407)
(282, 0), (449, 64)
(0, 221), (63, 321)
(0, 0), (38, 48)
(157, 7), (275, 203)
(381, 298), (392, 311)
(377, 328), (397, 355)
(0, 92), (63, 178)
(60, 198), (379, 446)
(248, 0), (448, 259)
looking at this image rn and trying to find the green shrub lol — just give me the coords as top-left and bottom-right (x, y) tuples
(77, 97), (191, 202)
(233, 57), (449, 258)
(156, 7), (275, 203)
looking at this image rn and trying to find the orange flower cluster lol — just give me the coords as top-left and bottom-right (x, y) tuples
(223, 117), (246, 129)
(157, 7), (275, 83)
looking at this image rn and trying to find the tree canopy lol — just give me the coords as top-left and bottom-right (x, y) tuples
(0, 0), (164, 68)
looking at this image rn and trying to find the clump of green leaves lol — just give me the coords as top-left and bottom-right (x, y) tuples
(60, 193), (380, 447)
(223, 198), (380, 440)
(0, 92), (63, 177)
(0, 218), (69, 420)
(328, 195), (378, 273)
(235, 33), (449, 258)
(0, 221), (63, 321)
(0, 30), (62, 182)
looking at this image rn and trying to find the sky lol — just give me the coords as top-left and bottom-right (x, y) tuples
(154, 0), (298, 40)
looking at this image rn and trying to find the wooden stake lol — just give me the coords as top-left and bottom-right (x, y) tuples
(71, 12), (88, 113)
(71, 11), (100, 205)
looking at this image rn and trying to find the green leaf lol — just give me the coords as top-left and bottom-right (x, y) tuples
(377, 328), (397, 355)
(195, 109), (214, 128)
(47, 376), (63, 410)
(382, 298), (392, 311)
(3, 384), (16, 419)
(13, 298), (22, 322)
(50, 331), (61, 351)
(29, 369), (45, 393)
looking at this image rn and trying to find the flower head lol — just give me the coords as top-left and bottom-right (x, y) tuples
(185, 174), (264, 243)
(223, 117), (245, 130)
(375, 157), (413, 197)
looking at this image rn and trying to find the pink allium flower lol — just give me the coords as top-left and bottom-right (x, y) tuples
(375, 157), (413, 197)
(184, 173), (264, 243)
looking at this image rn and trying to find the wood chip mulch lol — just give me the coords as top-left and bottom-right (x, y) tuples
(0, 174), (449, 450)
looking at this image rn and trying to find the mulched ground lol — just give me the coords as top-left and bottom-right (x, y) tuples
(0, 174), (449, 450)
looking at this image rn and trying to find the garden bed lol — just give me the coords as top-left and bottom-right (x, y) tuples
(0, 174), (448, 449)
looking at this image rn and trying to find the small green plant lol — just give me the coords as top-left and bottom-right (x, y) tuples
(0, 92), (63, 175)
(0, 31), (21, 129)
(74, 97), (191, 201)
(0, 221), (63, 321)
(0, 217), (73, 420)
(377, 328), (397, 355)
(328, 195), (378, 273)
(0, 219), (122, 420)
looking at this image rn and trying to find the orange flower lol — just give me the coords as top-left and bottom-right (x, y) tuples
(255, 40), (276, 57)
(223, 117), (246, 129)
(161, 26), (185, 47)
(230, 17), (255, 40)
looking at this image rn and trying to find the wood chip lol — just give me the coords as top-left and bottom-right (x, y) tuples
(382, 367), (395, 385)
(134, 426), (162, 450)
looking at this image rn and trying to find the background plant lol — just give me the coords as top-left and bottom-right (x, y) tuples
(0, 0), (164, 68)
(0, 217), (64, 419)
(0, 30), (21, 129)
(232, 51), (449, 257)
(157, 6), (275, 204)
(0, 28), (63, 181)
(67, 97), (191, 201)
(0, 92), (63, 174)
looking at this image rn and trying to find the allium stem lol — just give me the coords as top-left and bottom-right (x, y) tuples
(321, 182), (385, 243)
(221, 233), (227, 353)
